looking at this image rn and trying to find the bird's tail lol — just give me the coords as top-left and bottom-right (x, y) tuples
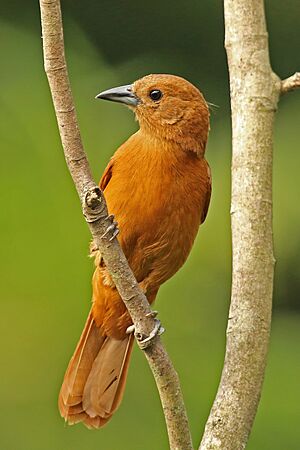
(58, 311), (134, 428)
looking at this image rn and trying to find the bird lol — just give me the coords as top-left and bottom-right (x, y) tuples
(58, 74), (211, 429)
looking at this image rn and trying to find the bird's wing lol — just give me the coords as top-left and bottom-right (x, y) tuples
(99, 159), (114, 191)
(201, 161), (212, 224)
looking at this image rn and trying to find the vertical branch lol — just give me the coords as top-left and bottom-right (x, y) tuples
(200, 1), (280, 448)
(39, 1), (193, 449)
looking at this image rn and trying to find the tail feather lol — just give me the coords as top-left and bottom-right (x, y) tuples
(60, 312), (104, 407)
(58, 310), (134, 428)
(83, 334), (134, 419)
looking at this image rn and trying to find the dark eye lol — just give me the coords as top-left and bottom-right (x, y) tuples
(149, 89), (162, 101)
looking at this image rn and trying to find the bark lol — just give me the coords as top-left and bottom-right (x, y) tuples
(39, 1), (193, 449)
(200, 1), (299, 449)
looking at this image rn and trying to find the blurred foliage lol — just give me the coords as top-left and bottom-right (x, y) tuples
(0, 1), (300, 449)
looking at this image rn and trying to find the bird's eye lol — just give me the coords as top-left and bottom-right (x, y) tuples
(149, 89), (162, 101)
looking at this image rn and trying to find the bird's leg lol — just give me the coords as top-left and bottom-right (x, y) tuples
(125, 279), (164, 347)
(101, 214), (119, 242)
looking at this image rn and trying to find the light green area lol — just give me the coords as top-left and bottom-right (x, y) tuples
(0, 18), (299, 450)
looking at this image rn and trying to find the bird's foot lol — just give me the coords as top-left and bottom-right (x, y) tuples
(126, 325), (135, 334)
(126, 315), (165, 350)
(101, 214), (119, 241)
(137, 318), (165, 349)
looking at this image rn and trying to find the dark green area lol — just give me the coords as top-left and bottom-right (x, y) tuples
(0, 2), (299, 449)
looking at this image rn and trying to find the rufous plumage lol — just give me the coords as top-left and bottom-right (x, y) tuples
(59, 74), (211, 428)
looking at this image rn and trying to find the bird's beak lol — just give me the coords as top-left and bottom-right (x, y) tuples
(96, 84), (139, 106)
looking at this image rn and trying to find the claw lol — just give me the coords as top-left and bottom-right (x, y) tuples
(109, 225), (119, 241)
(101, 214), (119, 241)
(146, 310), (158, 319)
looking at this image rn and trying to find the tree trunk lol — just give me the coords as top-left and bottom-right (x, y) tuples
(200, 1), (280, 448)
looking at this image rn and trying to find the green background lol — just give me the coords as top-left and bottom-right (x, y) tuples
(1, 1), (300, 449)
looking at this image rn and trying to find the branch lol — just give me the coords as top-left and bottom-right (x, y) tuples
(39, 1), (193, 448)
(281, 72), (300, 95)
(200, 1), (279, 448)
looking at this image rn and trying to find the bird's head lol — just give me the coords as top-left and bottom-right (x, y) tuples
(96, 74), (209, 157)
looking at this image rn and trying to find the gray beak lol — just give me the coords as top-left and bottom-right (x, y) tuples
(96, 84), (139, 106)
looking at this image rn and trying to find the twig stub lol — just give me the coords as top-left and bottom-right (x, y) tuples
(281, 72), (300, 95)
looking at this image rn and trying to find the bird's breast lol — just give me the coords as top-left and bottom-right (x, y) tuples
(103, 134), (210, 285)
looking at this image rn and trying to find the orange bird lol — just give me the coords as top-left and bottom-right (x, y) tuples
(59, 74), (211, 428)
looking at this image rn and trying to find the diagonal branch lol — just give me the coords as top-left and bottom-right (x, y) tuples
(39, 1), (193, 448)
